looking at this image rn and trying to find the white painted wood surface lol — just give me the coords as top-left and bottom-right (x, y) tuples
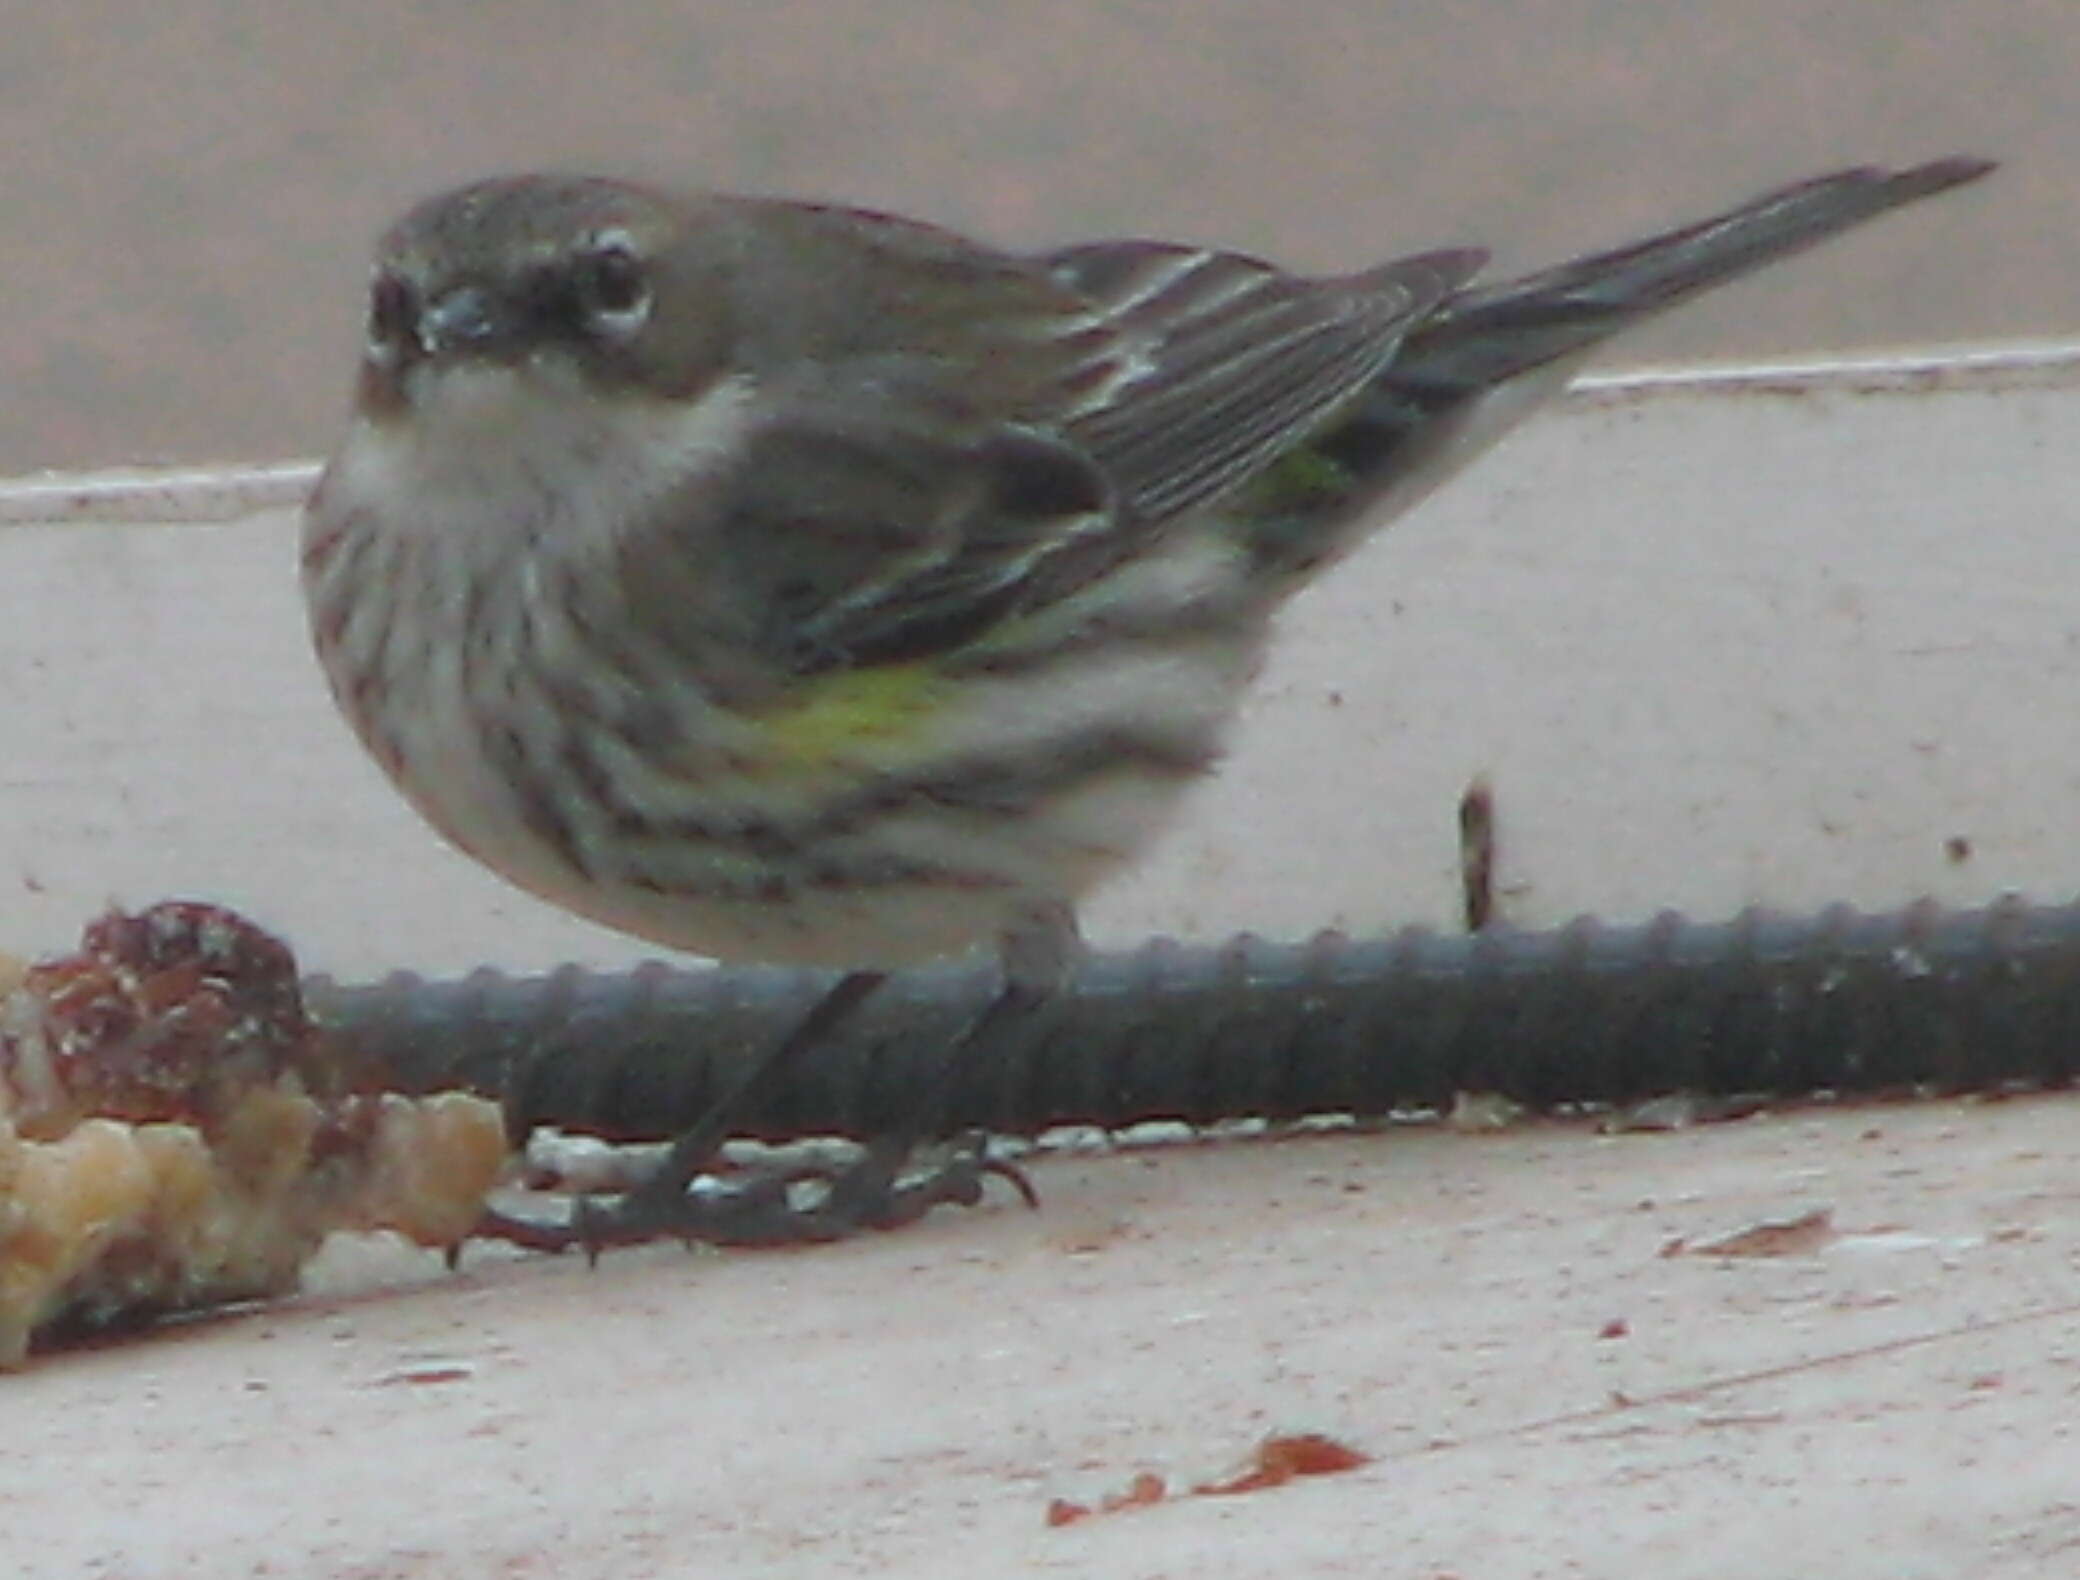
(1, 344), (2074, 979)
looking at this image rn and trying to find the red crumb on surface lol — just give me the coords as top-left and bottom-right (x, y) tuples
(1194, 1432), (1372, 1496)
(1048, 1432), (1369, 1524)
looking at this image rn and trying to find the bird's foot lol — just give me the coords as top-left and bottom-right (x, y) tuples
(460, 1132), (1036, 1263)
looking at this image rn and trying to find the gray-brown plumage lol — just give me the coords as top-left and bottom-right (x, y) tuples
(302, 156), (1993, 1244)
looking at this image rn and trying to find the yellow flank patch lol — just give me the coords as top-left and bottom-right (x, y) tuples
(743, 663), (944, 778)
(1241, 445), (1355, 513)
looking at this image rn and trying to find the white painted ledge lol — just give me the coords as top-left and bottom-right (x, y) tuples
(2, 341), (2075, 978)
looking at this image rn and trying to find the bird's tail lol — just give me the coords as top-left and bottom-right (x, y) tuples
(1245, 156), (1995, 581)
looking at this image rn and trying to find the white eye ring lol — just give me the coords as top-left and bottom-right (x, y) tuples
(573, 229), (652, 338)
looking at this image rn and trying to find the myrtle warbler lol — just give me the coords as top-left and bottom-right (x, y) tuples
(303, 156), (1991, 1245)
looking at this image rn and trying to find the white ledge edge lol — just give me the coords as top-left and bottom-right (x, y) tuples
(3, 339), (2073, 527)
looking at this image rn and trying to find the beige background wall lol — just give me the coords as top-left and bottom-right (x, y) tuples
(0, 0), (2070, 471)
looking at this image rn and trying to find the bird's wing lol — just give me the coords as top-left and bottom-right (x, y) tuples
(623, 235), (1484, 678)
(682, 374), (1122, 674)
(1033, 241), (1484, 521)
(668, 243), (1477, 675)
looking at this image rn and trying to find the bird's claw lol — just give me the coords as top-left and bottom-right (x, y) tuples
(459, 1132), (1035, 1262)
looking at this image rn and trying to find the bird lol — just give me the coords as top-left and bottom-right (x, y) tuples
(302, 155), (1994, 1247)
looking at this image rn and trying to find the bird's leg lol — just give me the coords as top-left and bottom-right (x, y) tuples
(514, 976), (1050, 1255)
(781, 903), (1079, 1237)
(532, 907), (1075, 1254)
(621, 968), (891, 1206)
(470, 906), (1079, 1257)
(780, 977), (1049, 1236)
(471, 968), (889, 1257)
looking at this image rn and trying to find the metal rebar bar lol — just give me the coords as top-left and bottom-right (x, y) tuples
(307, 894), (2080, 1144)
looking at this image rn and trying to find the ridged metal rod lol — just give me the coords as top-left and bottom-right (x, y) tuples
(307, 895), (2080, 1144)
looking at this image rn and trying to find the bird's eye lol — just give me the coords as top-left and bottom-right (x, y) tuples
(571, 235), (651, 336)
(366, 269), (418, 358)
